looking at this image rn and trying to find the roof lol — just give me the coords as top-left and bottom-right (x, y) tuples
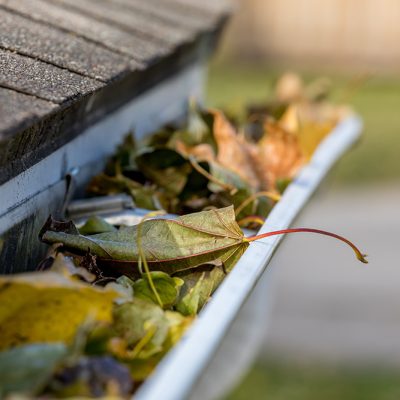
(0, 0), (230, 184)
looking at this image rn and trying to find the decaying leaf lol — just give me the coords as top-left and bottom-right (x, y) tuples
(250, 118), (306, 190)
(47, 355), (133, 398)
(0, 271), (119, 350)
(41, 206), (249, 275)
(208, 109), (260, 189)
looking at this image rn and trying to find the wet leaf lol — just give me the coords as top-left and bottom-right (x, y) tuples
(41, 206), (249, 275)
(0, 343), (68, 396)
(0, 271), (119, 350)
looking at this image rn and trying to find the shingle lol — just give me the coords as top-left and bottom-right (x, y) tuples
(0, 8), (136, 81)
(51, 0), (194, 46)
(0, 87), (57, 138)
(0, 49), (102, 103)
(0, 0), (165, 64)
(93, 0), (211, 32)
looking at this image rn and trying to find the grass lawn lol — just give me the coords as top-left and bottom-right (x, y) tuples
(223, 361), (400, 400)
(207, 63), (400, 185)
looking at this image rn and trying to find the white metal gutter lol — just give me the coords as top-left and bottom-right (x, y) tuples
(135, 116), (363, 400)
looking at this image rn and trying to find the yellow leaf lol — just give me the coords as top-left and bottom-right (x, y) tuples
(279, 104), (334, 158)
(0, 272), (118, 350)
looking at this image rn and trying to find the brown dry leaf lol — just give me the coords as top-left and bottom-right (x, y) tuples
(251, 119), (306, 190)
(0, 271), (119, 350)
(211, 109), (260, 189)
(274, 72), (304, 103)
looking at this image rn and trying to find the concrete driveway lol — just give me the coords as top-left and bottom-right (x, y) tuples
(262, 183), (400, 366)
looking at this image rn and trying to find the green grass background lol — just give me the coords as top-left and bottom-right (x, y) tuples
(207, 63), (400, 399)
(222, 361), (400, 400)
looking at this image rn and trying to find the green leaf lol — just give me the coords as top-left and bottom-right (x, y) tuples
(112, 308), (192, 381)
(41, 206), (249, 275)
(79, 216), (117, 235)
(168, 101), (214, 148)
(133, 271), (184, 309)
(135, 148), (191, 196)
(112, 299), (169, 358)
(0, 343), (68, 396)
(175, 264), (225, 316)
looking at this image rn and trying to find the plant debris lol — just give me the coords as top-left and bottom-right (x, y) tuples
(0, 74), (366, 398)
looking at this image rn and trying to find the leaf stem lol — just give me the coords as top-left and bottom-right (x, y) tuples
(137, 211), (166, 307)
(245, 228), (368, 263)
(237, 215), (265, 227)
(235, 191), (281, 216)
(189, 156), (238, 195)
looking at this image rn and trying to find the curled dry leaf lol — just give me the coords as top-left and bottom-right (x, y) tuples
(211, 109), (260, 189)
(247, 118), (305, 190)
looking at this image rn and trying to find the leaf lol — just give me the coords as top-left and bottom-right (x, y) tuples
(133, 271), (184, 309)
(279, 104), (334, 158)
(248, 119), (306, 190)
(175, 140), (215, 162)
(274, 72), (304, 103)
(0, 343), (68, 396)
(111, 307), (192, 381)
(211, 109), (260, 189)
(41, 206), (249, 275)
(168, 100), (213, 148)
(0, 271), (119, 350)
(135, 148), (191, 197)
(88, 173), (159, 210)
(88, 172), (141, 196)
(175, 264), (225, 316)
(49, 252), (96, 283)
(47, 356), (133, 398)
(79, 216), (117, 235)
(112, 299), (169, 358)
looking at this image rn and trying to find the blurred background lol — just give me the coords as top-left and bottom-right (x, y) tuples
(206, 0), (400, 399)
